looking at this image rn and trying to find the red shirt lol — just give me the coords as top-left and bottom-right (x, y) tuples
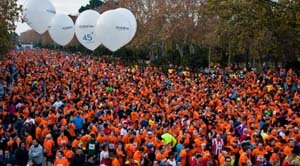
(104, 127), (112, 135)
(191, 159), (205, 166)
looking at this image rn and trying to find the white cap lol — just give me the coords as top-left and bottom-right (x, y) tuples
(46, 134), (52, 139)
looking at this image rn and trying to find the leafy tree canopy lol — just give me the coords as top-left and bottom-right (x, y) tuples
(79, 0), (105, 13)
(0, 0), (21, 56)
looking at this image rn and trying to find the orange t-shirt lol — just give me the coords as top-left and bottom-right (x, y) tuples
(133, 151), (143, 163)
(239, 152), (251, 166)
(252, 149), (266, 164)
(97, 134), (106, 144)
(35, 127), (42, 141)
(44, 139), (55, 156)
(57, 136), (69, 147)
(64, 150), (74, 159)
(155, 152), (164, 161)
(116, 148), (124, 164)
(54, 158), (69, 166)
(72, 139), (80, 148)
(179, 149), (187, 166)
(25, 135), (33, 150)
(283, 146), (293, 156)
(112, 158), (121, 166)
(218, 154), (225, 166)
(125, 144), (136, 157)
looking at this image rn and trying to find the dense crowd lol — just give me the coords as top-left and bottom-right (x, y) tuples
(0, 49), (299, 166)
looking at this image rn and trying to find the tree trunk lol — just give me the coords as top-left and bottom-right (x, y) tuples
(176, 43), (184, 66)
(228, 52), (231, 67)
(283, 54), (288, 68)
(149, 47), (155, 62)
(208, 47), (211, 71)
(259, 54), (263, 71)
(189, 44), (195, 55)
(246, 49), (249, 69)
(251, 57), (255, 68)
(161, 42), (167, 57)
(274, 59), (278, 69)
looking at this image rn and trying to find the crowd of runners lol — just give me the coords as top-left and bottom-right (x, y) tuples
(0, 49), (299, 166)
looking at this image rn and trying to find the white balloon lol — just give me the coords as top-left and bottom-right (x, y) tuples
(23, 0), (56, 34)
(75, 10), (101, 51)
(115, 8), (137, 41)
(48, 14), (75, 46)
(97, 10), (132, 52)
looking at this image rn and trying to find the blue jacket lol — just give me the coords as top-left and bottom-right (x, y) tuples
(71, 116), (85, 130)
(28, 144), (43, 164)
(258, 162), (272, 166)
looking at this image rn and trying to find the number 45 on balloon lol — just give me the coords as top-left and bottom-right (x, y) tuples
(83, 33), (93, 42)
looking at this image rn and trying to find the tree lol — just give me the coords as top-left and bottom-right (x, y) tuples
(120, 0), (208, 64)
(79, 0), (105, 13)
(204, 0), (300, 68)
(0, 0), (21, 56)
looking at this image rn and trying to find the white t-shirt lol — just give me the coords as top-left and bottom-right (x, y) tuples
(120, 128), (127, 136)
(24, 118), (35, 125)
(53, 101), (64, 109)
(166, 159), (177, 166)
(100, 151), (109, 161)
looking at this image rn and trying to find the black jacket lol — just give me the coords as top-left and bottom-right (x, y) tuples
(70, 154), (85, 166)
(15, 148), (29, 166)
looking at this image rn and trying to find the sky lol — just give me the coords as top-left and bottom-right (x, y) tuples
(16, 0), (90, 35)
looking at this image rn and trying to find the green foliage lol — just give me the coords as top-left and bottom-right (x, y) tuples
(0, 0), (21, 56)
(0, 23), (12, 56)
(205, 0), (300, 67)
(79, 0), (104, 13)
